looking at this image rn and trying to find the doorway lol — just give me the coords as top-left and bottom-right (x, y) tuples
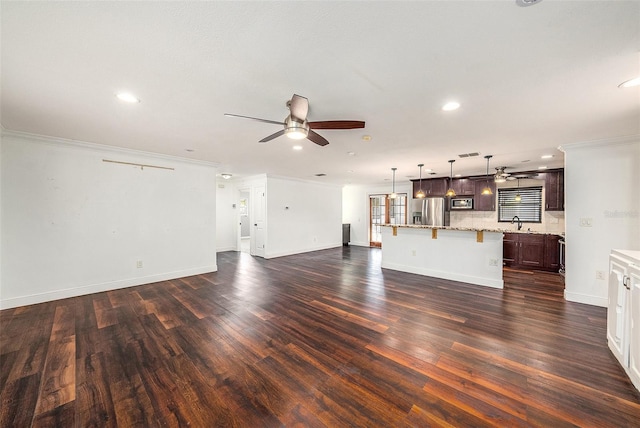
(239, 190), (250, 254)
(369, 193), (407, 247)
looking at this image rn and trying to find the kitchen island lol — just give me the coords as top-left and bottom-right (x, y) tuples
(381, 225), (504, 289)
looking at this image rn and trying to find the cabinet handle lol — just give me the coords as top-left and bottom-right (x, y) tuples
(624, 275), (631, 290)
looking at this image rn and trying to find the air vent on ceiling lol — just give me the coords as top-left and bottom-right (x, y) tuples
(458, 152), (480, 158)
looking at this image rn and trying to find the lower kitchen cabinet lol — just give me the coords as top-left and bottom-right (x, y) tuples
(503, 233), (561, 272)
(607, 250), (640, 392)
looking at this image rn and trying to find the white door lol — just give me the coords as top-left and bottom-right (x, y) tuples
(252, 185), (266, 257)
(607, 255), (630, 366)
(628, 265), (640, 388)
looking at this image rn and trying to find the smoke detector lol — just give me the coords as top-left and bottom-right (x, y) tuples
(516, 0), (542, 6)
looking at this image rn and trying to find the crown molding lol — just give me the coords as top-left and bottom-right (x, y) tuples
(1, 129), (220, 168)
(559, 134), (640, 152)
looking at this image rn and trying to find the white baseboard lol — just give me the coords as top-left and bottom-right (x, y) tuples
(265, 244), (342, 259)
(382, 261), (504, 289)
(0, 265), (217, 310)
(564, 290), (607, 307)
(347, 241), (373, 248)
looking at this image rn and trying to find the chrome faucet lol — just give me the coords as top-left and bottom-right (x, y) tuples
(511, 215), (522, 231)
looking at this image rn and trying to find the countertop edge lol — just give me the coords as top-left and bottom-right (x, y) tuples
(380, 224), (562, 235)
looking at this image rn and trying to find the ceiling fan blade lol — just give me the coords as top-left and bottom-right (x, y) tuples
(289, 94), (309, 121)
(309, 120), (365, 130)
(224, 113), (284, 126)
(307, 130), (329, 146)
(259, 129), (285, 143)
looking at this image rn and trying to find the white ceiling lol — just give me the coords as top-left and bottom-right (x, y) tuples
(2, 1), (638, 185)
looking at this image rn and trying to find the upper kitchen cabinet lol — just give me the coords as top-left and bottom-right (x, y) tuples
(474, 180), (496, 211)
(451, 178), (475, 196)
(412, 178), (448, 198)
(543, 169), (564, 211)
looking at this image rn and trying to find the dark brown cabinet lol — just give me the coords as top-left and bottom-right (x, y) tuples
(412, 178), (448, 198)
(474, 180), (496, 211)
(451, 178), (475, 195)
(503, 233), (561, 272)
(544, 234), (561, 270)
(543, 170), (564, 211)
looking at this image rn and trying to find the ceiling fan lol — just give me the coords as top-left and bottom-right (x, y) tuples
(494, 166), (511, 183)
(224, 94), (365, 146)
(506, 172), (541, 181)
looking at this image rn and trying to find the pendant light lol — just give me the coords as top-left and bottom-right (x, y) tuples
(515, 178), (522, 202)
(445, 160), (456, 197)
(389, 167), (398, 199)
(481, 155), (493, 195)
(416, 164), (425, 198)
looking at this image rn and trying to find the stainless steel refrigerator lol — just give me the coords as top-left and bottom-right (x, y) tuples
(411, 197), (450, 226)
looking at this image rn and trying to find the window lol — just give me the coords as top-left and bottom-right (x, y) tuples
(498, 186), (542, 223)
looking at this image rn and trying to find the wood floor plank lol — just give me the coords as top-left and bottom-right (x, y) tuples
(0, 373), (41, 427)
(34, 334), (75, 415)
(76, 352), (117, 428)
(1, 247), (640, 427)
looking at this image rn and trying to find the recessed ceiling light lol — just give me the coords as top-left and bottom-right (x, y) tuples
(293, 145), (303, 151)
(221, 173), (232, 179)
(618, 76), (640, 88)
(347, 151), (355, 156)
(116, 92), (140, 103)
(442, 101), (460, 111)
(454, 174), (462, 177)
(538, 166), (548, 170)
(541, 154), (554, 159)
(424, 168), (432, 172)
(362, 135), (372, 141)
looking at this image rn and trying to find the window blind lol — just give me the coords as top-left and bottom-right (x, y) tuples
(498, 186), (542, 223)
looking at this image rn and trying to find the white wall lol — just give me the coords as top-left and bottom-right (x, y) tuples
(0, 131), (218, 309)
(215, 177), (238, 252)
(265, 176), (342, 258)
(342, 182), (413, 247)
(563, 137), (640, 306)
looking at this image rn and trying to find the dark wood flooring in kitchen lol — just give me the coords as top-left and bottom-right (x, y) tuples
(2, 246), (640, 427)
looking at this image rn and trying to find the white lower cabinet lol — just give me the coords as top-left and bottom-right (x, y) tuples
(607, 250), (640, 391)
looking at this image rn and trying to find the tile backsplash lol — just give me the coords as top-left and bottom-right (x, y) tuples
(450, 210), (565, 235)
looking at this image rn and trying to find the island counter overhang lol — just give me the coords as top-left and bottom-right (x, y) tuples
(381, 225), (504, 289)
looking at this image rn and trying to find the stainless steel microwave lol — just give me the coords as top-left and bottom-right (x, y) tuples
(451, 197), (473, 210)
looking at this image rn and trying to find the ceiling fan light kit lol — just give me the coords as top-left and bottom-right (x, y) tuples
(284, 117), (309, 140)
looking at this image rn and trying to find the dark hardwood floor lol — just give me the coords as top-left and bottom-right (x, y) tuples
(1, 246), (639, 427)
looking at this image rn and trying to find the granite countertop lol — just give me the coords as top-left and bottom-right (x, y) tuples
(381, 224), (562, 235)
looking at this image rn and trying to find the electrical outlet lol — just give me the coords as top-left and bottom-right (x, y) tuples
(136, 260), (143, 269)
(596, 270), (605, 280)
(489, 258), (499, 266)
(579, 218), (593, 227)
